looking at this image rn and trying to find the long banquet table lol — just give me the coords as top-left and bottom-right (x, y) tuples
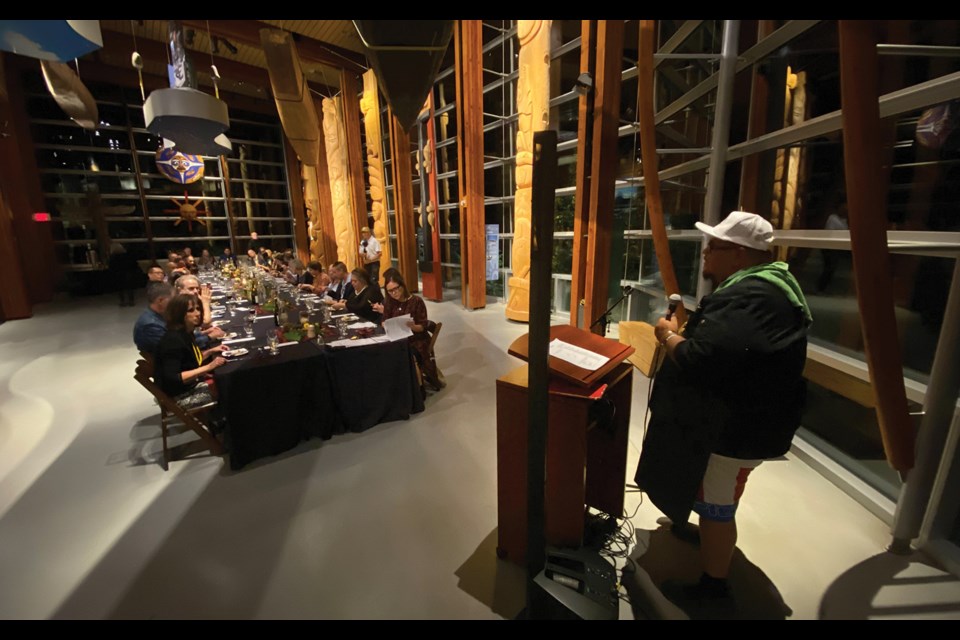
(205, 276), (424, 470)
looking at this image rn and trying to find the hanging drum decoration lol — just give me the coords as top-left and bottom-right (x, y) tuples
(155, 146), (205, 184)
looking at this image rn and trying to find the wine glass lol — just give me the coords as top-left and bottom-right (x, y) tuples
(267, 333), (279, 355)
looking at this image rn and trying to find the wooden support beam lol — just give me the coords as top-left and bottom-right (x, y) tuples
(838, 20), (915, 472)
(388, 109), (418, 290)
(283, 136), (310, 266)
(455, 20), (487, 310)
(1, 54), (52, 310)
(340, 69), (368, 270)
(738, 20), (776, 216)
(177, 19), (367, 75)
(570, 20), (597, 327)
(583, 20), (625, 334)
(636, 20), (687, 328)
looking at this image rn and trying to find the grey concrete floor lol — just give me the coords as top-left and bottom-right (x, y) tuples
(0, 292), (957, 619)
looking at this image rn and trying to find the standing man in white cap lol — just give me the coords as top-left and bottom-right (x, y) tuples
(635, 210), (812, 616)
(359, 226), (382, 286)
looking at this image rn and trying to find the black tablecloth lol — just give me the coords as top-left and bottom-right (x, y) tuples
(210, 285), (424, 470)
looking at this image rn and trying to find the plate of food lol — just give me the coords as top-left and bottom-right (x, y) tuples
(223, 347), (249, 358)
(212, 320), (230, 327)
(222, 331), (238, 340)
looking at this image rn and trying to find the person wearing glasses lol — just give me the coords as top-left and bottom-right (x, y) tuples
(372, 272), (438, 389)
(634, 211), (812, 614)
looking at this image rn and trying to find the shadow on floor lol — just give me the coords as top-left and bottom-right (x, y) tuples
(627, 523), (792, 620)
(454, 528), (526, 619)
(820, 550), (960, 619)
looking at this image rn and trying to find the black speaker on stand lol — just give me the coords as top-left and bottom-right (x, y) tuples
(520, 130), (619, 620)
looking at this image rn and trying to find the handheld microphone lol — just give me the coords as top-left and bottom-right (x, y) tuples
(665, 293), (682, 320)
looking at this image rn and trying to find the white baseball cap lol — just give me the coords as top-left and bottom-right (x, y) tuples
(694, 210), (774, 251)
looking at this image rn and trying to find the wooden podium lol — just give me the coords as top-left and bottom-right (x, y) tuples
(496, 325), (634, 565)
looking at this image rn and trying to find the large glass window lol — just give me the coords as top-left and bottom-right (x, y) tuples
(25, 70), (295, 270)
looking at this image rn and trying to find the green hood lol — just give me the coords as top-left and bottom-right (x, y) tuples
(716, 261), (813, 323)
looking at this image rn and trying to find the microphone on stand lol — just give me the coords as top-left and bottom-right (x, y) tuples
(665, 293), (682, 321)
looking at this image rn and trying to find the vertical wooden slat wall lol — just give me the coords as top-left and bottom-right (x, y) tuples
(388, 110), (419, 290)
(454, 20), (487, 310)
(636, 19), (687, 328)
(582, 20), (625, 334)
(838, 20), (916, 472)
(283, 136), (311, 266)
(738, 20), (776, 217)
(569, 20), (597, 327)
(2, 55), (54, 308)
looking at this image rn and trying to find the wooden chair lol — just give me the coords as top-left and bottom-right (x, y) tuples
(133, 358), (224, 470)
(424, 320), (446, 390)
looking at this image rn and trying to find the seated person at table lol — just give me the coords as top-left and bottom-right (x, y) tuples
(198, 248), (214, 268)
(300, 261), (331, 294)
(134, 282), (174, 354)
(285, 259), (306, 286)
(372, 273), (440, 389)
(379, 267), (402, 315)
(185, 255), (199, 275)
(221, 246), (237, 267)
(324, 262), (353, 302)
(154, 293), (227, 409)
(169, 259), (189, 279)
(332, 268), (383, 323)
(175, 275), (225, 345)
(146, 263), (166, 283)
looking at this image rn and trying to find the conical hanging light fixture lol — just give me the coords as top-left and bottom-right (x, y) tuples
(352, 20), (453, 131)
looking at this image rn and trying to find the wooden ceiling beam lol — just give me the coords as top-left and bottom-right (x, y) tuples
(98, 27), (339, 96)
(178, 19), (367, 75)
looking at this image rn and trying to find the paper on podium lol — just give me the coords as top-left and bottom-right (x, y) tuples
(383, 314), (414, 342)
(549, 338), (610, 371)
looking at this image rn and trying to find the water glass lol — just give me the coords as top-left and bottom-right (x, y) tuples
(305, 298), (315, 313)
(337, 317), (349, 338)
(267, 333), (279, 355)
(244, 316), (254, 337)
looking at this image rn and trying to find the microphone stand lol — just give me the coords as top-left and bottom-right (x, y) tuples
(589, 287), (633, 335)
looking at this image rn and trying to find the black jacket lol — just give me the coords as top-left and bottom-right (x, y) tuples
(345, 285), (384, 323)
(154, 329), (203, 397)
(635, 277), (809, 523)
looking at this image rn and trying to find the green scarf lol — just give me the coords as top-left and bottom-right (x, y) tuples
(716, 261), (813, 323)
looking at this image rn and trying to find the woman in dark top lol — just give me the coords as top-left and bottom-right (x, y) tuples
(372, 273), (439, 388)
(154, 293), (227, 407)
(333, 268), (383, 323)
(379, 267), (401, 317)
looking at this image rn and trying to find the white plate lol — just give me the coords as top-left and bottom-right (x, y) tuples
(224, 347), (249, 357)
(212, 320), (230, 327)
(222, 332), (238, 340)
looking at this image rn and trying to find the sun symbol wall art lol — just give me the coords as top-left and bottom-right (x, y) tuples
(165, 194), (207, 232)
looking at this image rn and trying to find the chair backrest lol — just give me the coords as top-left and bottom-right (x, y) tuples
(427, 321), (442, 356)
(134, 359), (201, 423)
